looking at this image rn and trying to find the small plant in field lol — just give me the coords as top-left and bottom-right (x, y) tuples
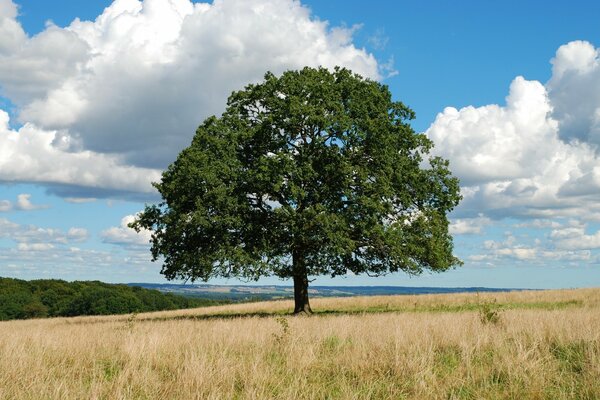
(272, 316), (290, 344)
(125, 312), (138, 331)
(478, 297), (502, 325)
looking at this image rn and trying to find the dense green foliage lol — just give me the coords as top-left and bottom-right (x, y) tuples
(0, 277), (218, 320)
(131, 67), (461, 313)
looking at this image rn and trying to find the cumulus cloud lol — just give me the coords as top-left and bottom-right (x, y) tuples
(0, 0), (24, 55)
(101, 214), (152, 247)
(15, 193), (48, 210)
(425, 40), (600, 260)
(427, 43), (600, 222)
(0, 110), (161, 196)
(0, 0), (17, 19)
(428, 77), (563, 187)
(0, 0), (382, 182)
(0, 25), (88, 105)
(548, 41), (600, 146)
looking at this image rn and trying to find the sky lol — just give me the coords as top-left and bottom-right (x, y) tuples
(1, 0), (600, 288)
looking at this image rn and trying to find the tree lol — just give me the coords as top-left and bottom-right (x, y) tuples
(131, 67), (462, 314)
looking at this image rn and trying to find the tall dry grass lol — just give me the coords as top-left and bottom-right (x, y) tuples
(1, 289), (599, 399)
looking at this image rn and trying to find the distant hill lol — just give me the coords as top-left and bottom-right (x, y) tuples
(0, 277), (225, 321)
(128, 283), (527, 302)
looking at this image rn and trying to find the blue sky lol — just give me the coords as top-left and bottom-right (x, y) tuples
(1, 0), (600, 288)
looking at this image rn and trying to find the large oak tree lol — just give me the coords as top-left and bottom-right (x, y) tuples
(131, 67), (462, 314)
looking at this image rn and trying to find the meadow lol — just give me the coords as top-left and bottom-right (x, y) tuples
(0, 288), (599, 399)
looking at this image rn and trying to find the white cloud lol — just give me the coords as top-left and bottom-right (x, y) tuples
(426, 40), (600, 257)
(3, 224), (63, 244)
(494, 246), (538, 261)
(0, 193), (49, 211)
(0, 0), (17, 19)
(17, 242), (54, 252)
(449, 214), (491, 235)
(0, 217), (124, 280)
(0, 220), (138, 281)
(0, 199), (11, 211)
(0, 0), (24, 55)
(101, 214), (152, 247)
(0, 25), (88, 105)
(514, 219), (563, 229)
(428, 76), (561, 186)
(548, 41), (600, 146)
(0, 0), (382, 179)
(470, 231), (592, 264)
(64, 197), (97, 204)
(0, 110), (161, 195)
(0, 217), (89, 246)
(67, 227), (89, 242)
(550, 221), (600, 250)
(15, 193), (48, 210)
(0, 217), (18, 232)
(427, 42), (600, 223)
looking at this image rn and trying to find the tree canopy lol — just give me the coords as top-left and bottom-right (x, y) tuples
(0, 277), (216, 320)
(131, 67), (462, 313)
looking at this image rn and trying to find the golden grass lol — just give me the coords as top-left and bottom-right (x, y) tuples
(1, 288), (599, 399)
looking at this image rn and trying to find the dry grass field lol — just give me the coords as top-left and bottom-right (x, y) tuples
(1, 288), (599, 399)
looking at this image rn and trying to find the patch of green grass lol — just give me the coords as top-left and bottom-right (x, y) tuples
(475, 348), (496, 365)
(119, 297), (585, 326)
(265, 349), (287, 369)
(486, 368), (510, 387)
(514, 299), (583, 310)
(550, 340), (590, 374)
(434, 345), (462, 376)
(98, 359), (123, 382)
(544, 373), (600, 400)
(353, 381), (410, 400)
(315, 299), (583, 316)
(232, 372), (246, 399)
(447, 384), (477, 400)
(319, 335), (353, 355)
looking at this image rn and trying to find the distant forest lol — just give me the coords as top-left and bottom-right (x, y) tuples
(0, 277), (222, 321)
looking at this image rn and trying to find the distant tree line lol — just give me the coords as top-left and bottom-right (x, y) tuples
(0, 277), (221, 320)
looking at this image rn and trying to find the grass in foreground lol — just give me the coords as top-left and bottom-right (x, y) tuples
(0, 289), (599, 399)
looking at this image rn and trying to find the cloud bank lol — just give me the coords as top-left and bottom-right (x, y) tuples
(0, 110), (161, 195)
(0, 0), (381, 198)
(427, 40), (600, 263)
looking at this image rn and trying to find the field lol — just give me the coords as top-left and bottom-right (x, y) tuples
(1, 289), (599, 399)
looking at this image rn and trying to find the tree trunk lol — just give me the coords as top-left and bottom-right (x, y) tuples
(292, 249), (312, 314)
(293, 273), (312, 314)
